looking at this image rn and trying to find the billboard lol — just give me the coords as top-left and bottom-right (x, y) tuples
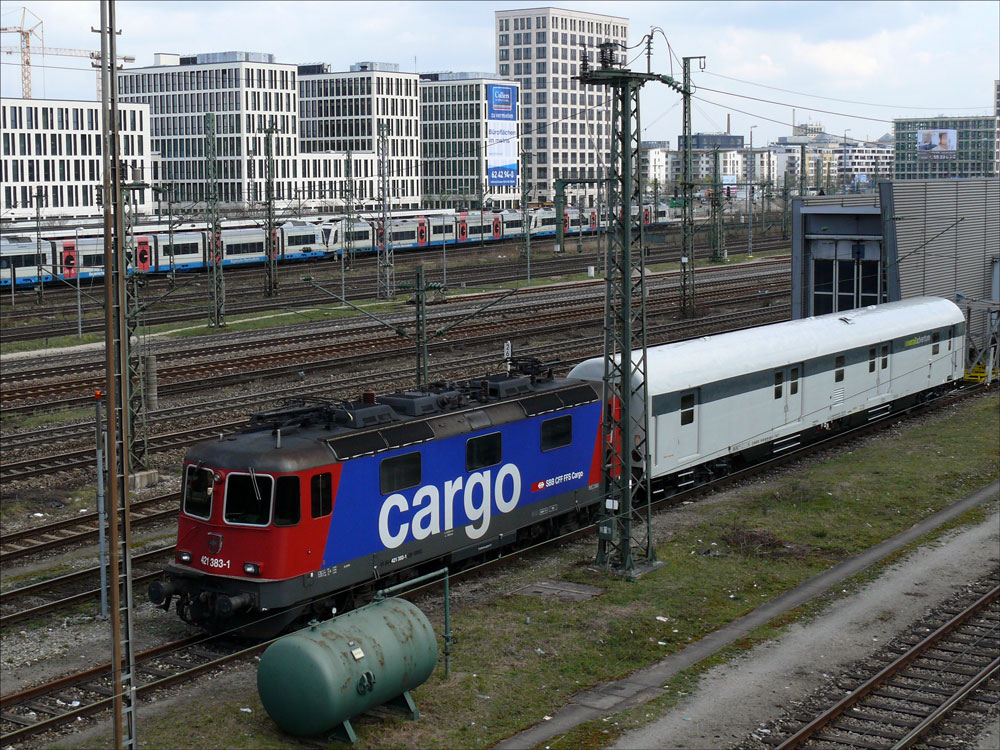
(487, 84), (518, 187)
(916, 129), (957, 160)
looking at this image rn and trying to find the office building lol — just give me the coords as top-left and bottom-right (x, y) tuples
(495, 6), (628, 208)
(298, 61), (421, 210)
(419, 72), (520, 210)
(893, 115), (997, 180)
(2, 97), (153, 220)
(117, 51), (300, 208)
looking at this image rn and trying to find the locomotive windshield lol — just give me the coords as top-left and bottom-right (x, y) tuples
(224, 472), (273, 526)
(183, 465), (214, 519)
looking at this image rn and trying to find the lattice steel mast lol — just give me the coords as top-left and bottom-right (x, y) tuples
(205, 112), (225, 326)
(343, 150), (356, 267)
(377, 123), (394, 299)
(98, 0), (138, 744)
(679, 56), (704, 315)
(710, 147), (726, 262)
(581, 42), (683, 575)
(263, 120), (278, 297)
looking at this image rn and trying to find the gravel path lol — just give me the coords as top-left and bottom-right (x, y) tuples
(611, 504), (1000, 749)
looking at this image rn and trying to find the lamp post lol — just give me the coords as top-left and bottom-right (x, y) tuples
(842, 129), (851, 194)
(75, 227), (83, 340)
(748, 125), (757, 258)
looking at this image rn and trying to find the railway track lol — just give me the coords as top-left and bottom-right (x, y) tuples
(0, 546), (173, 629)
(774, 576), (1000, 750)
(1, 262), (790, 415)
(0, 493), (180, 565)
(1, 297), (790, 481)
(0, 382), (987, 745)
(0, 236), (789, 343)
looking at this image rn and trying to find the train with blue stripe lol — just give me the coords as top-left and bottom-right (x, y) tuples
(0, 204), (671, 288)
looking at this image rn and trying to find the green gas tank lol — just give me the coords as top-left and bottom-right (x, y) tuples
(257, 597), (437, 740)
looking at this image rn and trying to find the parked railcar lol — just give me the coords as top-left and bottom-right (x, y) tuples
(570, 296), (966, 494)
(0, 235), (51, 287)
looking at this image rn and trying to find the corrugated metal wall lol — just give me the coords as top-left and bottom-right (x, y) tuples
(889, 178), (999, 348)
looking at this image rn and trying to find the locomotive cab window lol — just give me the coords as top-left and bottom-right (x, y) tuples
(224, 472), (273, 526)
(183, 465), (214, 519)
(932, 332), (940, 355)
(540, 415), (572, 451)
(835, 355), (845, 382)
(380, 452), (421, 495)
(869, 348), (877, 373)
(311, 472), (332, 518)
(467, 432), (502, 471)
(680, 394), (695, 425)
(881, 345), (889, 369)
(790, 367), (800, 395)
(773, 371), (783, 399)
(274, 476), (300, 527)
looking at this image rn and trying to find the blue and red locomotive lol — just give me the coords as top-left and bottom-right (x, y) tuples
(150, 363), (604, 636)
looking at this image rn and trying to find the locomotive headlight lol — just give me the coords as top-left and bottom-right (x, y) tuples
(244, 562), (261, 576)
(178, 551), (192, 563)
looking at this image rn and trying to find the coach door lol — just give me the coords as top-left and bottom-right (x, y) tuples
(876, 342), (891, 395)
(674, 390), (700, 461)
(135, 237), (151, 272)
(776, 364), (802, 424)
(458, 216), (468, 242)
(416, 219), (428, 247)
(61, 241), (77, 279)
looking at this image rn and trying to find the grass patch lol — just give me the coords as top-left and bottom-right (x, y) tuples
(1, 406), (93, 430)
(57, 392), (998, 749)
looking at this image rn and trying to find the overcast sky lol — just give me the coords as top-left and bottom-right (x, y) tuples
(3, 1), (997, 147)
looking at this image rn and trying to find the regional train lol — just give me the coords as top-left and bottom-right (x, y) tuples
(0, 204), (671, 288)
(148, 297), (967, 637)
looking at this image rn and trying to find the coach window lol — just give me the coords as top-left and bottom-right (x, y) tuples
(932, 332), (940, 355)
(311, 473), (332, 518)
(541, 415), (572, 451)
(274, 476), (300, 527)
(773, 371), (783, 399)
(881, 345), (889, 369)
(183, 465), (214, 519)
(790, 367), (800, 395)
(224, 472), (273, 526)
(835, 356), (845, 383)
(380, 452), (421, 495)
(467, 432), (502, 471)
(869, 348), (877, 373)
(680, 394), (695, 425)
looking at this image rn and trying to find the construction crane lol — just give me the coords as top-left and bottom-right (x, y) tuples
(1, 7), (134, 99)
(0, 6), (42, 98)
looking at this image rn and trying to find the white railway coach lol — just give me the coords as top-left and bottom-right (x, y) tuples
(570, 297), (966, 489)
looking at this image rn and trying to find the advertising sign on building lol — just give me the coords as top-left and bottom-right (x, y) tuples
(916, 129), (957, 160)
(487, 84), (518, 187)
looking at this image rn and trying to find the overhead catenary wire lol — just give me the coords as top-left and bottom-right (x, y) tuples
(700, 69), (989, 111)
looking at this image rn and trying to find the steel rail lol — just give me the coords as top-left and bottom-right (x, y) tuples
(776, 584), (1000, 749)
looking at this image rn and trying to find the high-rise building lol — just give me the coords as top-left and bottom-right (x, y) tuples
(893, 116), (998, 180)
(117, 51), (300, 207)
(639, 141), (670, 194)
(298, 62), (421, 210)
(1, 97), (153, 219)
(495, 6), (628, 208)
(419, 72), (520, 210)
